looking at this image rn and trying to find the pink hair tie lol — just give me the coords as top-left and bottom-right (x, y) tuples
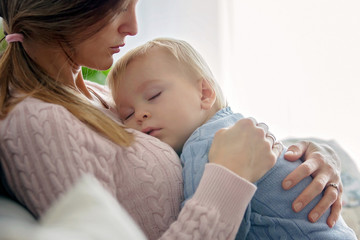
(5, 33), (24, 43)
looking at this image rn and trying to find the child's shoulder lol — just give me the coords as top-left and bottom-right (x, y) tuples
(194, 107), (243, 141)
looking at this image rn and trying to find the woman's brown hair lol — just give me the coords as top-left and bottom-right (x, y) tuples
(0, 0), (133, 146)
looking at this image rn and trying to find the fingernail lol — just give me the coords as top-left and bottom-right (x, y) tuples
(284, 180), (292, 189)
(286, 150), (294, 155)
(310, 213), (319, 222)
(294, 202), (303, 212)
(330, 221), (335, 228)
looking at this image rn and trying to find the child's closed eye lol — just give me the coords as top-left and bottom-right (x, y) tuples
(148, 92), (161, 101)
(119, 109), (134, 121)
(124, 112), (134, 120)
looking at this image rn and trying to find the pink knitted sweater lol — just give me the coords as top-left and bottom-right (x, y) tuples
(0, 83), (256, 240)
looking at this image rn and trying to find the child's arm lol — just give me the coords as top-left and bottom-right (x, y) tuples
(180, 138), (212, 206)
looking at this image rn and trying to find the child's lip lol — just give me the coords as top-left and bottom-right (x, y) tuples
(142, 127), (162, 136)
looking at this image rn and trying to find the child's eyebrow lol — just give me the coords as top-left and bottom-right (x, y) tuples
(136, 79), (161, 93)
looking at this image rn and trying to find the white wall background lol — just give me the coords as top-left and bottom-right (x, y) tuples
(117, 0), (360, 170)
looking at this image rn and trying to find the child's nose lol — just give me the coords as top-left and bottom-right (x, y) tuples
(135, 111), (151, 123)
(142, 113), (150, 119)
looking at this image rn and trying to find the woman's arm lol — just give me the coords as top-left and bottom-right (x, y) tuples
(162, 118), (280, 239)
(0, 99), (274, 239)
(161, 164), (257, 240)
(283, 141), (342, 228)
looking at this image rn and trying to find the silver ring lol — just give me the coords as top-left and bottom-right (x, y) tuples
(266, 133), (276, 146)
(257, 122), (269, 132)
(326, 183), (339, 193)
(248, 117), (258, 125)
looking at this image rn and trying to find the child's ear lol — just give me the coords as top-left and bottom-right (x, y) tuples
(199, 78), (216, 110)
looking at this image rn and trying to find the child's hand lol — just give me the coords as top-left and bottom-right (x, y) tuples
(208, 118), (282, 183)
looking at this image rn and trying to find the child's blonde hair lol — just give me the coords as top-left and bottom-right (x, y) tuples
(107, 37), (227, 109)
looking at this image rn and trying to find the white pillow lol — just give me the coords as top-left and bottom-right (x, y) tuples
(0, 175), (147, 240)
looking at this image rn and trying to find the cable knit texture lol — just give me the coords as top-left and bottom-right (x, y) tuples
(0, 83), (256, 240)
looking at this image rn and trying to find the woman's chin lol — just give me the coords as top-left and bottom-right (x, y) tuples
(87, 62), (113, 71)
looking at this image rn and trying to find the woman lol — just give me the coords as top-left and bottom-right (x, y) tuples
(0, 0), (342, 239)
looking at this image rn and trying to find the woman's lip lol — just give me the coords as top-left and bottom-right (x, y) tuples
(112, 43), (125, 48)
(110, 44), (125, 53)
(110, 48), (120, 53)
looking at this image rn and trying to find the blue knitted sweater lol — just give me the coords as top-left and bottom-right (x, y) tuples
(180, 107), (356, 239)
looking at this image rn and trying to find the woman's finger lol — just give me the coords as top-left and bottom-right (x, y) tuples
(272, 141), (284, 159)
(290, 172), (329, 211)
(306, 182), (339, 223)
(209, 118), (277, 183)
(255, 122), (278, 150)
(326, 194), (342, 228)
(284, 141), (310, 162)
(266, 131), (276, 147)
(256, 122), (269, 132)
(248, 117), (258, 125)
(282, 157), (319, 190)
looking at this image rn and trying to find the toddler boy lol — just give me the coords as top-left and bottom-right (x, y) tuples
(107, 37), (356, 239)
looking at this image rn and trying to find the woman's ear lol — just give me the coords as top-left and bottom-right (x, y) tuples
(199, 78), (216, 110)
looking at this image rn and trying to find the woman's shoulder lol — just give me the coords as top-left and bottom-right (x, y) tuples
(2, 97), (64, 123)
(0, 97), (75, 131)
(10, 96), (67, 112)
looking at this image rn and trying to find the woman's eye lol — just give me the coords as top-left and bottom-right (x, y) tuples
(120, 2), (130, 12)
(148, 92), (161, 101)
(119, 2), (129, 13)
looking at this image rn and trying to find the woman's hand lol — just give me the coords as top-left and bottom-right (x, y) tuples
(209, 118), (282, 183)
(283, 141), (342, 228)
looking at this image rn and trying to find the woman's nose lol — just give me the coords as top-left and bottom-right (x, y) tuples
(127, 9), (138, 36)
(118, 4), (138, 37)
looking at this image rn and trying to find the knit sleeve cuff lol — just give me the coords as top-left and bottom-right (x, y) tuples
(191, 163), (257, 226)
